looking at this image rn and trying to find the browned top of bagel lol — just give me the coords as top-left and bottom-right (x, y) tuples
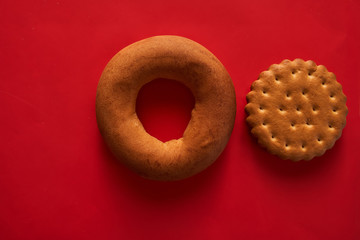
(96, 35), (236, 181)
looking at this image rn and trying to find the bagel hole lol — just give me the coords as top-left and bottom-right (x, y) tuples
(136, 78), (195, 142)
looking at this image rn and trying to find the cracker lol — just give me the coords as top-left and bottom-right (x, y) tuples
(245, 59), (348, 161)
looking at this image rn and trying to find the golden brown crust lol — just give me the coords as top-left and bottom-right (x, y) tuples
(245, 59), (347, 161)
(96, 35), (236, 180)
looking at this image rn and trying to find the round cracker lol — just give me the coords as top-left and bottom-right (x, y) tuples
(245, 59), (348, 161)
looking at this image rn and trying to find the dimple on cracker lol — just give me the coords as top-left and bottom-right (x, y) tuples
(245, 59), (348, 161)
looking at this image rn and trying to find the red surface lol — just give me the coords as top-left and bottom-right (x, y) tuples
(1, 0), (359, 239)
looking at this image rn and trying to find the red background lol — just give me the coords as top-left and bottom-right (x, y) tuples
(1, 0), (359, 239)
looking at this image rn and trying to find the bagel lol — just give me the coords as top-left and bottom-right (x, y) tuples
(96, 35), (236, 181)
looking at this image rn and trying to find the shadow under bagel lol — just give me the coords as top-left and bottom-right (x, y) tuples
(98, 136), (231, 203)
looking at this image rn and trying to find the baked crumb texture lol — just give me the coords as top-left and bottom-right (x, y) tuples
(245, 59), (348, 161)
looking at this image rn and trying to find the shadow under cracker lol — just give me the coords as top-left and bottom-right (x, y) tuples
(243, 116), (343, 180)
